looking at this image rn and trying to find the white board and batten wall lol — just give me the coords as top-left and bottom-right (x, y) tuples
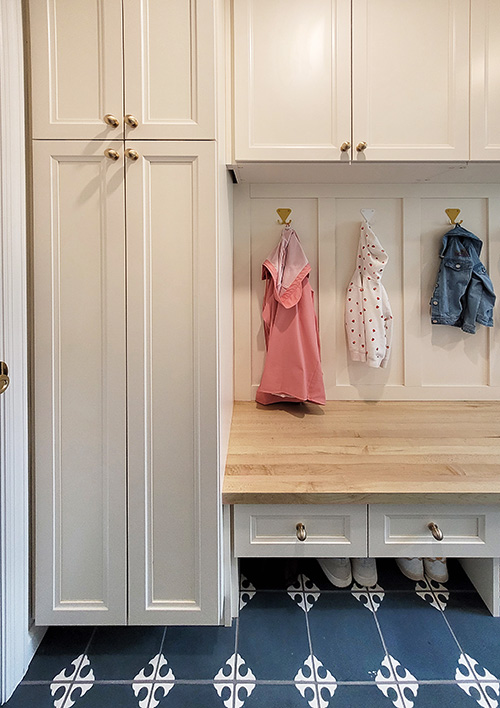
(234, 184), (500, 401)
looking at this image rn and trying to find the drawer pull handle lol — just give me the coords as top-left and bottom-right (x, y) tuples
(296, 523), (307, 542)
(428, 522), (443, 541)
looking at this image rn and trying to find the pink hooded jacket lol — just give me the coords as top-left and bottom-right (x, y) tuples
(256, 226), (326, 405)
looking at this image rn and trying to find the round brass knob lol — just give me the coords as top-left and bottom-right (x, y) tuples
(125, 114), (139, 128)
(296, 522), (307, 542)
(340, 141), (351, 152)
(104, 148), (120, 161)
(124, 148), (140, 161)
(103, 114), (120, 127)
(356, 141), (368, 152)
(428, 522), (443, 541)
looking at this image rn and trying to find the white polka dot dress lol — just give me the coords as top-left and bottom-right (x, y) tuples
(345, 222), (393, 368)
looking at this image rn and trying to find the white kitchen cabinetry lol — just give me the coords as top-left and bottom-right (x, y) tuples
(233, 0), (470, 161)
(33, 140), (221, 626)
(28, 0), (215, 140)
(470, 0), (500, 159)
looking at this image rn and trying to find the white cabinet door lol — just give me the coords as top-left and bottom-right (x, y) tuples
(471, 0), (500, 159)
(126, 141), (220, 625)
(233, 0), (351, 161)
(33, 141), (127, 625)
(28, 0), (124, 140)
(352, 0), (470, 160)
(123, 0), (216, 139)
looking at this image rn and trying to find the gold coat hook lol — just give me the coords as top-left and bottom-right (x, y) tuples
(445, 208), (463, 225)
(276, 208), (292, 225)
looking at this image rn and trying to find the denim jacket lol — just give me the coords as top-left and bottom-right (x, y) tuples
(430, 225), (495, 334)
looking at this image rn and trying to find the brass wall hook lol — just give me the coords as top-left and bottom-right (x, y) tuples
(276, 208), (292, 225)
(445, 208), (463, 225)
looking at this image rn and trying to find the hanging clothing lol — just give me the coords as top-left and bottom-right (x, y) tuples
(430, 224), (495, 334)
(345, 221), (393, 368)
(256, 226), (326, 405)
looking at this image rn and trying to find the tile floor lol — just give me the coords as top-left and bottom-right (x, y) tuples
(5, 558), (500, 708)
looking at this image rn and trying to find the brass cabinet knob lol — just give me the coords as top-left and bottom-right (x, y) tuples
(296, 522), (307, 542)
(428, 522), (444, 541)
(125, 114), (139, 128)
(356, 141), (368, 152)
(103, 114), (120, 127)
(124, 148), (140, 161)
(0, 362), (9, 395)
(104, 148), (120, 161)
(340, 141), (351, 152)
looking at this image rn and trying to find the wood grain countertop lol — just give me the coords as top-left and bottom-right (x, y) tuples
(222, 401), (500, 505)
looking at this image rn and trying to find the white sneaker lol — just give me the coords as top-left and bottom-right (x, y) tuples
(351, 558), (377, 587)
(318, 558), (352, 588)
(396, 558), (424, 581)
(424, 557), (448, 583)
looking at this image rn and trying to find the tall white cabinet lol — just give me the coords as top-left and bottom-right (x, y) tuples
(29, 0), (224, 626)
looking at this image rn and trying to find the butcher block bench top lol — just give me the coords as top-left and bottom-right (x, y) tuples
(222, 401), (500, 505)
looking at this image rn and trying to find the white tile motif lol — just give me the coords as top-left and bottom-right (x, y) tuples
(456, 653), (500, 708)
(416, 578), (449, 611)
(213, 653), (256, 708)
(287, 574), (320, 613)
(351, 582), (385, 612)
(240, 574), (256, 610)
(294, 654), (337, 708)
(132, 653), (175, 708)
(50, 654), (94, 708)
(375, 654), (418, 708)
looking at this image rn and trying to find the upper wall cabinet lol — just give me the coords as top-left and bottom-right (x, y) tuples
(28, 0), (215, 140)
(470, 0), (500, 159)
(233, 0), (470, 161)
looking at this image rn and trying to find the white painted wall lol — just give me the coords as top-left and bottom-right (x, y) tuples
(234, 183), (500, 400)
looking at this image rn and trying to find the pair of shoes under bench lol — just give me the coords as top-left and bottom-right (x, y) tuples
(396, 557), (448, 583)
(318, 558), (377, 588)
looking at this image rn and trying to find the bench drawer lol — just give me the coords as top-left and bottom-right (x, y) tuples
(369, 505), (500, 558)
(233, 504), (367, 557)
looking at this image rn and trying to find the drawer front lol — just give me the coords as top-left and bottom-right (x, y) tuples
(369, 505), (500, 558)
(233, 504), (367, 558)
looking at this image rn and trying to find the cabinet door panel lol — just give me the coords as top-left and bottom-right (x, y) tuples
(33, 141), (127, 624)
(471, 0), (500, 159)
(352, 0), (469, 160)
(127, 142), (219, 624)
(28, 0), (123, 139)
(233, 0), (351, 161)
(123, 0), (215, 139)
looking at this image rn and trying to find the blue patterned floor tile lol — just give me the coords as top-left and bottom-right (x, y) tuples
(23, 626), (94, 681)
(328, 682), (403, 707)
(60, 682), (141, 707)
(86, 626), (165, 680)
(415, 681), (493, 707)
(161, 624), (237, 680)
(376, 593), (462, 680)
(443, 591), (500, 681)
(307, 592), (385, 682)
(3, 684), (56, 708)
(236, 591), (310, 681)
(240, 682), (317, 707)
(148, 682), (230, 707)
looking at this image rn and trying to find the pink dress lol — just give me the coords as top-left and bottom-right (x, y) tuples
(256, 226), (326, 405)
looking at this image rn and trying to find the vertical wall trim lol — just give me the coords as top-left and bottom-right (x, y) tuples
(0, 0), (43, 702)
(401, 198), (422, 387)
(233, 185), (252, 399)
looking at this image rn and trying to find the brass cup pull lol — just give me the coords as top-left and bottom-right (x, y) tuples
(296, 522), (307, 542)
(103, 114), (120, 127)
(0, 362), (9, 395)
(340, 141), (351, 152)
(125, 148), (140, 161)
(428, 522), (444, 541)
(356, 141), (368, 152)
(104, 148), (120, 161)
(125, 114), (139, 128)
